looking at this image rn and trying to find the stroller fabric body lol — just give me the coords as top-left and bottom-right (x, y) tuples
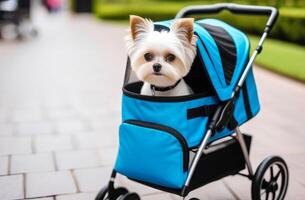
(115, 19), (260, 189)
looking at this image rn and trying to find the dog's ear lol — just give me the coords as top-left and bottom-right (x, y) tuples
(129, 15), (153, 40)
(171, 18), (195, 43)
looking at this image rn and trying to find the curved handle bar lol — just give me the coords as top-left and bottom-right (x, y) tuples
(175, 3), (278, 32)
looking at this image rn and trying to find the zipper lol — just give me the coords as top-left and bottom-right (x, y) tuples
(124, 120), (189, 172)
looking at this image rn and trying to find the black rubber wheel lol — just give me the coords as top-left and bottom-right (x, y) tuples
(117, 192), (140, 200)
(251, 156), (289, 200)
(95, 186), (108, 200)
(95, 186), (128, 200)
(189, 198), (200, 200)
(111, 187), (129, 199)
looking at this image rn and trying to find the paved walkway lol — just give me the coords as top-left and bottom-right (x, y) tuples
(0, 10), (304, 200)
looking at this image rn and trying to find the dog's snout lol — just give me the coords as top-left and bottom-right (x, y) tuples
(153, 63), (162, 72)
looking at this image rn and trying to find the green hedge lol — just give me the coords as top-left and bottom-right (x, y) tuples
(249, 35), (305, 82)
(94, 3), (305, 45)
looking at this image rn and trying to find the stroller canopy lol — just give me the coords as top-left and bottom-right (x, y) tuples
(155, 18), (250, 101)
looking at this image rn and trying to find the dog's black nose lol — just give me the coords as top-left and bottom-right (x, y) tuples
(153, 63), (162, 72)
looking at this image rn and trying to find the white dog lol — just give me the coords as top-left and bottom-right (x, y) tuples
(125, 15), (197, 96)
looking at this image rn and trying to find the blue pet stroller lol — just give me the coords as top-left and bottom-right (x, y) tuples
(96, 4), (289, 200)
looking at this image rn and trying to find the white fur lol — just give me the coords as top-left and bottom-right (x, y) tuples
(141, 79), (193, 96)
(125, 17), (197, 96)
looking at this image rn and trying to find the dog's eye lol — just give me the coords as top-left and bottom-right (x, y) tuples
(166, 54), (176, 62)
(144, 53), (154, 62)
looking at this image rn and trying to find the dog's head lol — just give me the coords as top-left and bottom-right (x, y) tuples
(125, 15), (197, 87)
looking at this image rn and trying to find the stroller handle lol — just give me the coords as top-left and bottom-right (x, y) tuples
(175, 3), (278, 32)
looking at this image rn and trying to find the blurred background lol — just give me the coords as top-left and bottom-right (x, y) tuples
(0, 0), (304, 200)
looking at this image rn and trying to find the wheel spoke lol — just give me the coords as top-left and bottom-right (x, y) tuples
(265, 191), (270, 200)
(274, 170), (281, 181)
(271, 191), (276, 200)
(270, 166), (274, 179)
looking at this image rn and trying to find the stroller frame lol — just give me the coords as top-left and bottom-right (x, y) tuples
(177, 4), (279, 193)
(96, 4), (289, 200)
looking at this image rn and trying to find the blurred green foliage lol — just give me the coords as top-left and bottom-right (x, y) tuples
(249, 35), (305, 82)
(94, 0), (305, 45)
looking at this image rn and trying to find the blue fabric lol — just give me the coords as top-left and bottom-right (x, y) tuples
(114, 122), (188, 189)
(122, 95), (219, 148)
(115, 18), (261, 188)
(156, 19), (250, 101)
(199, 19), (250, 101)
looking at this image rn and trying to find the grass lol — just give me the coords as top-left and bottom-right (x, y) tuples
(249, 36), (305, 82)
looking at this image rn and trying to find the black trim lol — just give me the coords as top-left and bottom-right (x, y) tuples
(129, 178), (184, 196)
(151, 79), (181, 92)
(124, 120), (189, 171)
(195, 32), (215, 72)
(241, 81), (253, 119)
(154, 24), (170, 32)
(200, 23), (237, 85)
(123, 58), (131, 86)
(123, 82), (214, 102)
(187, 105), (217, 120)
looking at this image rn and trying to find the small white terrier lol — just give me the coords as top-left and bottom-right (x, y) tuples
(125, 15), (197, 96)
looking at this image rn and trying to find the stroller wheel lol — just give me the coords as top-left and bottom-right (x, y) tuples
(112, 187), (129, 199)
(251, 156), (289, 200)
(117, 192), (140, 200)
(95, 186), (129, 200)
(95, 186), (108, 200)
(189, 198), (200, 200)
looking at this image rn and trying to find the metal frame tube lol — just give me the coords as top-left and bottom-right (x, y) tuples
(184, 129), (213, 186)
(233, 32), (268, 94)
(235, 127), (254, 177)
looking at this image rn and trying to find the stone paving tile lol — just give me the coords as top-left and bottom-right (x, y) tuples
(56, 192), (96, 200)
(35, 135), (74, 152)
(11, 153), (55, 174)
(56, 119), (89, 134)
(76, 107), (109, 119)
(47, 108), (79, 120)
(74, 132), (116, 150)
(97, 147), (117, 166)
(224, 172), (305, 200)
(55, 150), (100, 170)
(0, 137), (32, 156)
(184, 180), (237, 200)
(142, 193), (173, 200)
(11, 109), (44, 123)
(26, 171), (77, 198)
(0, 175), (24, 200)
(16, 122), (54, 136)
(118, 177), (161, 196)
(0, 124), (13, 136)
(74, 167), (112, 192)
(0, 156), (9, 175)
(25, 198), (54, 200)
(90, 117), (120, 132)
(0, 109), (8, 122)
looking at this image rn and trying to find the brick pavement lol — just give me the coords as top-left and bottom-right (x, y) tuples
(0, 9), (304, 200)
